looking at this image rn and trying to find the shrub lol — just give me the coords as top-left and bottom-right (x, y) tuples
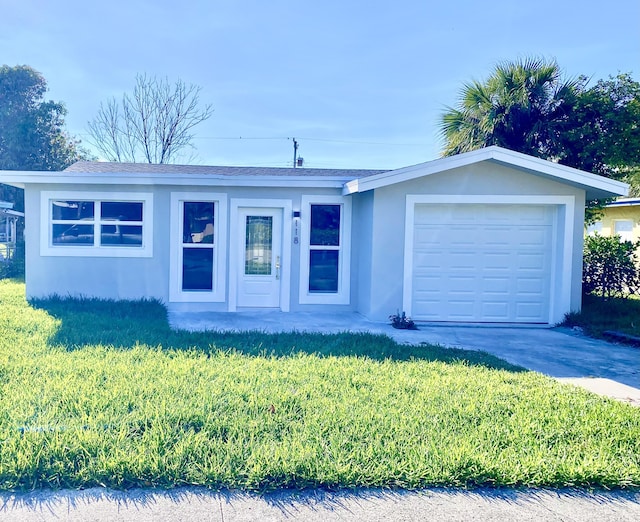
(582, 234), (640, 298)
(0, 240), (25, 279)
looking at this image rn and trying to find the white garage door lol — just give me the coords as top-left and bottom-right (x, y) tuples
(411, 204), (554, 323)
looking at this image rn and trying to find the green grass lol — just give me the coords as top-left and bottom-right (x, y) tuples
(564, 293), (640, 338)
(0, 279), (638, 491)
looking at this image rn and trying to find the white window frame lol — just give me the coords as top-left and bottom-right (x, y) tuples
(40, 191), (153, 257)
(613, 219), (634, 242)
(169, 192), (228, 303)
(586, 221), (603, 236)
(299, 195), (351, 305)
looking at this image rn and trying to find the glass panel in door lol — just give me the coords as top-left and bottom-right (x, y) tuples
(244, 216), (273, 275)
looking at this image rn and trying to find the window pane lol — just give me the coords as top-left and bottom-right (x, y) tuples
(52, 224), (94, 245)
(182, 248), (213, 290)
(52, 201), (94, 221)
(183, 202), (215, 244)
(245, 216), (273, 275)
(310, 204), (340, 246)
(101, 201), (143, 221)
(101, 225), (143, 246)
(309, 250), (339, 293)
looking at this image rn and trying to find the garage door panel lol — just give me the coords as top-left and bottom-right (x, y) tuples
(483, 252), (511, 270)
(448, 300), (476, 319)
(412, 204), (553, 323)
(448, 251), (480, 269)
(518, 228), (548, 246)
(516, 302), (545, 320)
(516, 278), (545, 295)
(517, 253), (546, 270)
(481, 302), (509, 319)
(483, 279), (510, 294)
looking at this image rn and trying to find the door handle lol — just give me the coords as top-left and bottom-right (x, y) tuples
(275, 256), (280, 280)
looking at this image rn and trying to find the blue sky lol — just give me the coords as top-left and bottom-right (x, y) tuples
(2, 0), (639, 169)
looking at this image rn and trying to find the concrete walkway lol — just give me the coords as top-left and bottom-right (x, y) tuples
(3, 486), (640, 521)
(169, 310), (640, 404)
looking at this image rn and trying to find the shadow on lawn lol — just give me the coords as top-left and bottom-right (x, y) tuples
(31, 296), (525, 372)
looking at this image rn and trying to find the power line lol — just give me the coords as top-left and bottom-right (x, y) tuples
(190, 135), (425, 146)
(77, 133), (424, 147)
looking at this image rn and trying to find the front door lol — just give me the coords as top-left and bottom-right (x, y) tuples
(237, 207), (282, 308)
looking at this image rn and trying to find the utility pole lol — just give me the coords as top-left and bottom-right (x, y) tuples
(292, 138), (299, 168)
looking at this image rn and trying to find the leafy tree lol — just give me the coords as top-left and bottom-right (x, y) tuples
(553, 73), (640, 190)
(582, 234), (640, 299)
(0, 65), (87, 209)
(87, 74), (213, 164)
(440, 58), (579, 158)
(440, 61), (640, 184)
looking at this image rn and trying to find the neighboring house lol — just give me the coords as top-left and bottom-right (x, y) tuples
(0, 146), (627, 325)
(587, 198), (640, 243)
(0, 200), (24, 259)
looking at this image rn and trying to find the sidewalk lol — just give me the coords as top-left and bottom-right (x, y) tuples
(3, 486), (640, 521)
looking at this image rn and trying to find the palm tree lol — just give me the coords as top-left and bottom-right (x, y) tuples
(440, 58), (579, 158)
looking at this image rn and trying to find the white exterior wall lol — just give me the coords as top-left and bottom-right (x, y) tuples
(366, 162), (586, 322)
(25, 183), (358, 312)
(351, 191), (374, 317)
(25, 184), (168, 302)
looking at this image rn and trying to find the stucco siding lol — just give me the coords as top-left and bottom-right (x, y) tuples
(25, 184), (168, 301)
(366, 162), (587, 321)
(593, 206), (640, 243)
(25, 183), (355, 311)
(351, 191), (374, 317)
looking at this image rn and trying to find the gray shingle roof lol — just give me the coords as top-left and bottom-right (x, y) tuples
(64, 161), (388, 179)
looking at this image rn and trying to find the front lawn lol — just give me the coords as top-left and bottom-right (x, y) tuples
(0, 279), (638, 491)
(564, 293), (640, 338)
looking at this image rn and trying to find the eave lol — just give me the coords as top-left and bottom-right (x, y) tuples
(343, 146), (629, 200)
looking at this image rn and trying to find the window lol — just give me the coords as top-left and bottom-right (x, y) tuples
(309, 205), (340, 293)
(614, 220), (634, 242)
(169, 192), (227, 302)
(586, 221), (602, 236)
(299, 196), (351, 304)
(41, 192), (153, 257)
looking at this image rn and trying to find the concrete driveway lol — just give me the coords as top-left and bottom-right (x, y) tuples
(169, 310), (640, 401)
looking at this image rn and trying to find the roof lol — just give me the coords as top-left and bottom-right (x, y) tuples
(343, 146), (628, 200)
(0, 162), (387, 190)
(64, 161), (387, 179)
(0, 147), (629, 199)
(606, 197), (640, 208)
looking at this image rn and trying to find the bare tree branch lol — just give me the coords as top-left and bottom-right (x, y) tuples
(87, 75), (213, 163)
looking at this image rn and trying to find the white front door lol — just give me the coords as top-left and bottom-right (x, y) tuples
(237, 207), (282, 308)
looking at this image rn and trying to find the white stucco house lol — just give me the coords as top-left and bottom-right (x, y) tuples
(0, 146), (628, 325)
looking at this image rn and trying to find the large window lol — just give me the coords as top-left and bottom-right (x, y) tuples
(309, 205), (340, 293)
(181, 201), (216, 291)
(169, 192), (227, 302)
(41, 192), (153, 257)
(299, 196), (351, 304)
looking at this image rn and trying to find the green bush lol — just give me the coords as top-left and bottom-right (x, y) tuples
(0, 240), (25, 279)
(583, 234), (640, 298)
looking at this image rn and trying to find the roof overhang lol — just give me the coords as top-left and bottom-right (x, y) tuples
(343, 146), (629, 200)
(0, 171), (352, 190)
(606, 197), (640, 208)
